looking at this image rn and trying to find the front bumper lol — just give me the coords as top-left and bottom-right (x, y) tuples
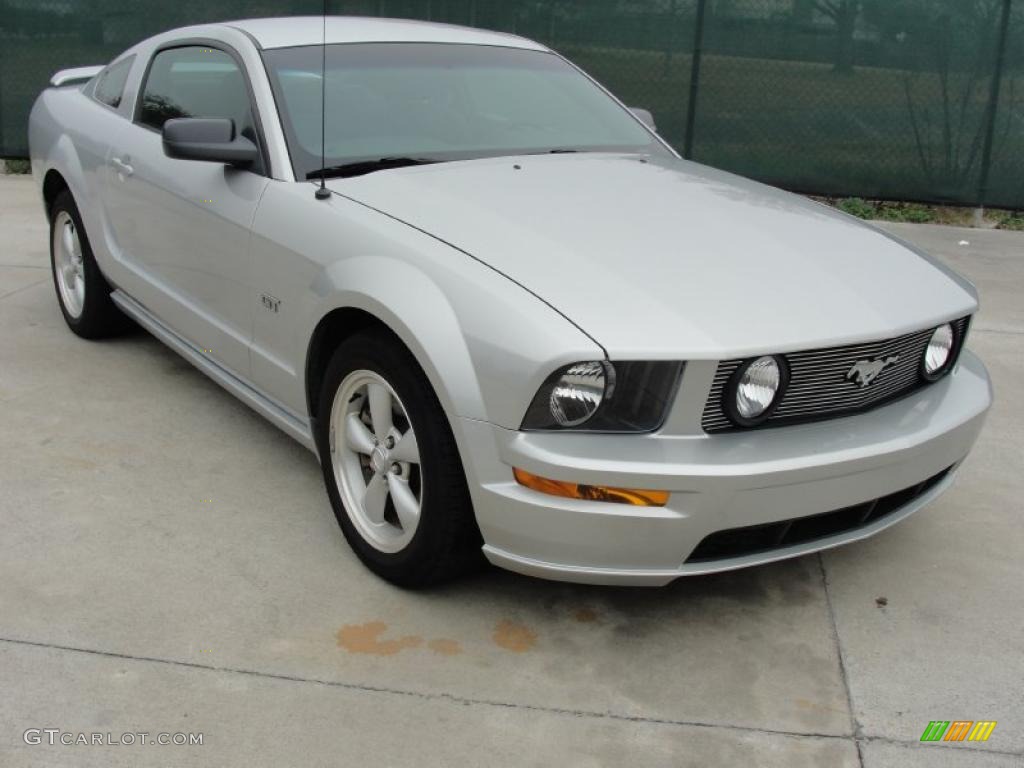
(458, 350), (992, 586)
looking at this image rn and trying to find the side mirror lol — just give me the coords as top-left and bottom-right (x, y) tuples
(162, 118), (257, 167)
(630, 107), (657, 132)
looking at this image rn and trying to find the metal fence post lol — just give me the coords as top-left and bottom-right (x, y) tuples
(0, 31), (5, 158)
(976, 0), (1013, 208)
(682, 0), (708, 159)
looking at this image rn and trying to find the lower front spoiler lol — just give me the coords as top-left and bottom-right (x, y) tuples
(483, 465), (956, 586)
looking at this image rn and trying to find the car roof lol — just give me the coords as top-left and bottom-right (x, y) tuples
(223, 16), (547, 52)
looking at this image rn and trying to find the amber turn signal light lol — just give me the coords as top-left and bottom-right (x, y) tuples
(513, 468), (669, 507)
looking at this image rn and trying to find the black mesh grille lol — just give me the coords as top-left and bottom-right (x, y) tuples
(685, 466), (953, 564)
(702, 317), (970, 433)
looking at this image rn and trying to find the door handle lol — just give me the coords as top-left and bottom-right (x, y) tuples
(111, 156), (134, 177)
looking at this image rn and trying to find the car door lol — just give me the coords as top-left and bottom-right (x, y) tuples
(102, 43), (269, 380)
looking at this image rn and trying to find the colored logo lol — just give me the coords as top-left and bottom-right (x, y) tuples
(920, 721), (997, 742)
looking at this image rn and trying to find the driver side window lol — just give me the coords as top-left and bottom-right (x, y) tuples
(138, 45), (263, 173)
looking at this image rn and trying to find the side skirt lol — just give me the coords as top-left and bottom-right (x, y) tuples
(110, 290), (317, 454)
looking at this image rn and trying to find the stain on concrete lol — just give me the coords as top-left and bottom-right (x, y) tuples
(493, 620), (537, 652)
(573, 607), (600, 623)
(163, 356), (194, 376)
(336, 621), (423, 656)
(795, 697), (849, 716)
(56, 455), (99, 470)
(427, 638), (463, 656)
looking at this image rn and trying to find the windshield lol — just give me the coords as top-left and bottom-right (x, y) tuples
(262, 43), (670, 179)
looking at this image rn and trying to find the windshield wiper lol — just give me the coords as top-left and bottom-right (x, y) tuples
(307, 157), (440, 180)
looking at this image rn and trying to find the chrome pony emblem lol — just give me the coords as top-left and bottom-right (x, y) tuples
(846, 355), (900, 388)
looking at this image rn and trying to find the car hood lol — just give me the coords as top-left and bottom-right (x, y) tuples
(330, 154), (977, 358)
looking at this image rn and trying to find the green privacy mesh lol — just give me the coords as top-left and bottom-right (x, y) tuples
(1, 0), (1020, 207)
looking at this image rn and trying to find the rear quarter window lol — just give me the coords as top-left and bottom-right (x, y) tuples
(93, 56), (135, 109)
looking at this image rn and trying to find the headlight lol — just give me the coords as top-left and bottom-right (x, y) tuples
(922, 323), (954, 380)
(522, 361), (683, 432)
(548, 361), (613, 427)
(726, 355), (788, 426)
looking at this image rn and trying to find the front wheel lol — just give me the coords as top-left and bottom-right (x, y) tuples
(315, 331), (482, 587)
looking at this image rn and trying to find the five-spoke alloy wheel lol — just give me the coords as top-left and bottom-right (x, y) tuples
(330, 371), (423, 553)
(48, 188), (129, 338)
(316, 330), (481, 587)
(53, 210), (86, 319)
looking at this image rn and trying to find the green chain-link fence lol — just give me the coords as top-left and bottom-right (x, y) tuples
(1, 0), (1021, 207)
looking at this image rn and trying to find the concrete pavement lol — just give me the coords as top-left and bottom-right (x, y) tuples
(0, 176), (1021, 767)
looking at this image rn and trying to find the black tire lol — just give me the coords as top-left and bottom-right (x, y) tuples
(315, 330), (483, 587)
(49, 188), (130, 339)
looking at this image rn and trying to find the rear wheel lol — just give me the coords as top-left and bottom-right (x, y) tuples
(49, 189), (129, 338)
(315, 330), (482, 587)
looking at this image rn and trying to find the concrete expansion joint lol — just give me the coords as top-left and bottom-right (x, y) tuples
(0, 634), (865, 744)
(4, 635), (1023, 756)
(973, 326), (1024, 337)
(817, 554), (865, 767)
(858, 733), (1024, 759)
(0, 277), (49, 302)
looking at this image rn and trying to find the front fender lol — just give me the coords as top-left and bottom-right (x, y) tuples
(309, 254), (489, 423)
(248, 181), (603, 433)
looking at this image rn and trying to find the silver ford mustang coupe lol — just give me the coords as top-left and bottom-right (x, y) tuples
(29, 17), (992, 587)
